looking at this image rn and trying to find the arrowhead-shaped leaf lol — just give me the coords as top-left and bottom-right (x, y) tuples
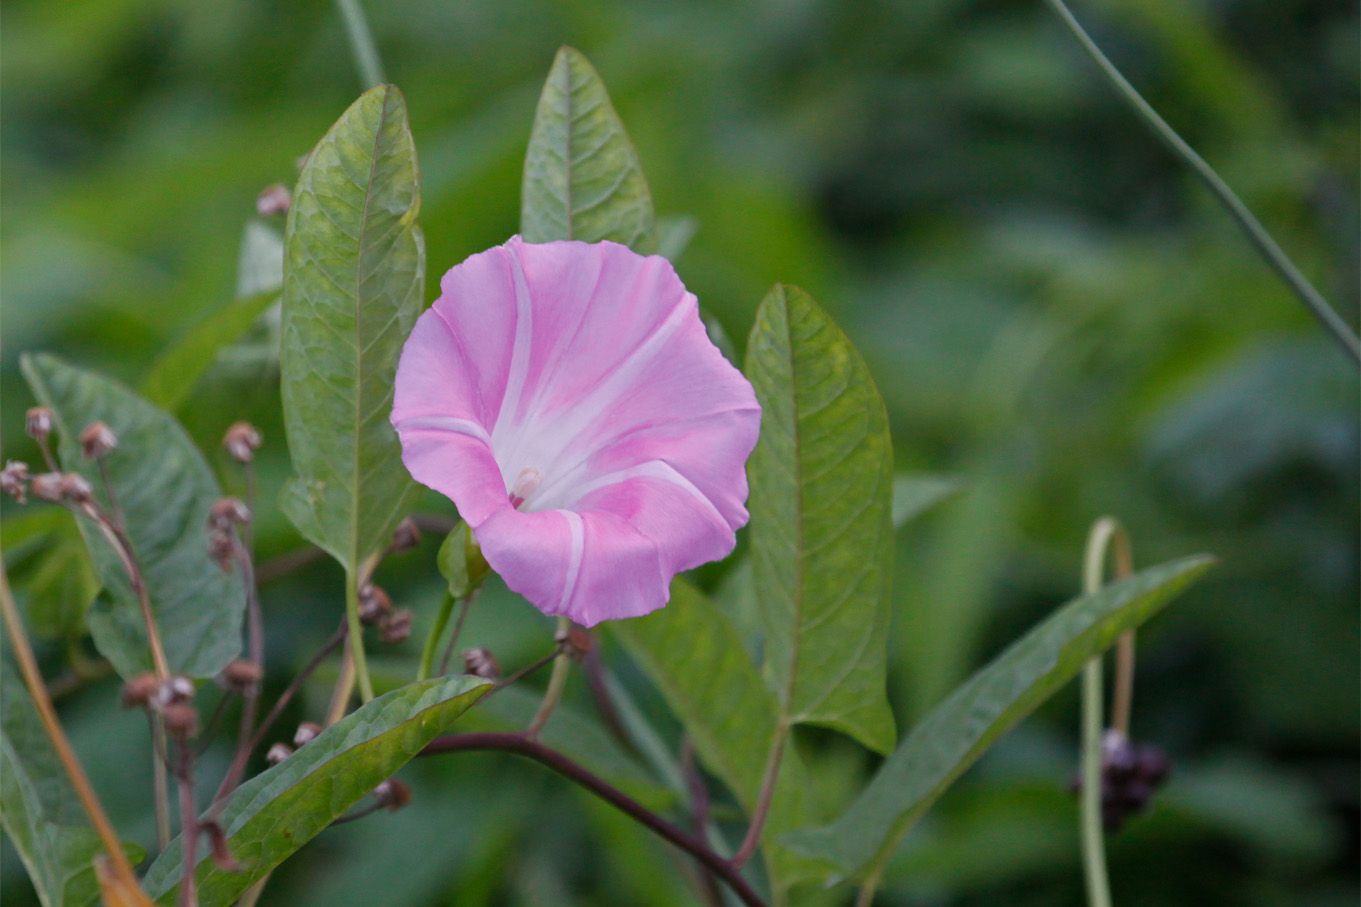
(279, 84), (424, 573)
(611, 581), (826, 897)
(521, 46), (657, 250)
(0, 661), (144, 907)
(21, 353), (245, 679)
(783, 555), (1215, 882)
(744, 285), (896, 754)
(142, 674), (490, 906)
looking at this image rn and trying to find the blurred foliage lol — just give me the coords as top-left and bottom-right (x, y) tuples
(2, 0), (1356, 904)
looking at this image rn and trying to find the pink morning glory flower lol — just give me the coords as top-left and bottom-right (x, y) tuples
(391, 237), (760, 625)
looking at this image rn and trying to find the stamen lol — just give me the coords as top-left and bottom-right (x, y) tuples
(508, 468), (543, 510)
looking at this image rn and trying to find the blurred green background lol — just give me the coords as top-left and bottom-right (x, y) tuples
(2, 0), (1357, 904)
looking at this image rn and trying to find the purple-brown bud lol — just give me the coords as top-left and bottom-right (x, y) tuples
(255, 183), (291, 217)
(160, 701), (199, 737)
(209, 498), (251, 529)
(219, 658), (263, 693)
(379, 608), (413, 644)
(266, 742), (293, 765)
(31, 472), (64, 503)
(390, 517), (421, 553)
(293, 721), (323, 747)
(462, 647), (501, 680)
(357, 583), (392, 625)
(155, 675), (195, 707)
(79, 421), (118, 459)
(59, 473), (93, 504)
(25, 407), (53, 441)
(1, 461), (29, 503)
(373, 778), (411, 812)
(120, 673), (160, 709)
(222, 422), (262, 464)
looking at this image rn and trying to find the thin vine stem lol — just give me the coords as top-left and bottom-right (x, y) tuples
(334, 0), (386, 88)
(1078, 517), (1133, 907)
(1042, 0), (1360, 365)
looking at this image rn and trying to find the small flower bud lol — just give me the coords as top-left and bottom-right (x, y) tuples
(556, 623), (593, 659)
(25, 407), (53, 441)
(209, 498), (251, 529)
(390, 517), (421, 552)
(266, 742), (293, 765)
(379, 608), (412, 644)
(208, 529), (236, 572)
(222, 422), (262, 464)
(31, 472), (64, 503)
(202, 819), (242, 871)
(357, 583), (392, 625)
(120, 673), (160, 709)
(79, 421), (118, 459)
(373, 778), (411, 812)
(293, 721), (323, 747)
(1, 461), (29, 503)
(462, 647), (501, 680)
(160, 701), (199, 737)
(155, 675), (195, 707)
(59, 473), (93, 504)
(256, 183), (291, 217)
(218, 658), (263, 693)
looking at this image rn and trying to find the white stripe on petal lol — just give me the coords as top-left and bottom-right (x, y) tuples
(559, 510), (585, 617)
(394, 415), (492, 444)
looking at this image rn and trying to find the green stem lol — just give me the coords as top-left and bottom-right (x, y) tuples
(527, 617), (571, 737)
(417, 591), (457, 681)
(334, 0), (386, 88)
(344, 569), (375, 703)
(1041, 0), (1361, 366)
(152, 717), (172, 850)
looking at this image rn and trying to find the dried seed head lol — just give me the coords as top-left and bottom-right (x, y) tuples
(222, 422), (262, 464)
(390, 517), (421, 553)
(209, 497), (251, 529)
(155, 675), (195, 707)
(160, 701), (199, 737)
(266, 742), (293, 765)
(219, 658), (263, 693)
(293, 721), (323, 747)
(256, 183), (291, 217)
(25, 407), (53, 441)
(79, 421), (118, 459)
(358, 583), (392, 625)
(1, 461), (29, 503)
(59, 473), (93, 504)
(373, 778), (411, 812)
(31, 472), (65, 503)
(379, 608), (413, 644)
(462, 647), (501, 680)
(120, 672), (160, 709)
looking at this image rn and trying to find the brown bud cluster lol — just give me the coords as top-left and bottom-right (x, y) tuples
(266, 743), (293, 765)
(1069, 730), (1173, 833)
(358, 583), (392, 625)
(60, 474), (93, 504)
(256, 184), (291, 217)
(390, 517), (421, 553)
(31, 472), (65, 503)
(373, 778), (411, 812)
(222, 422), (262, 464)
(219, 658), (263, 694)
(293, 721), (323, 747)
(25, 407), (53, 441)
(160, 701), (199, 737)
(379, 608), (413, 644)
(79, 421), (118, 459)
(207, 498), (250, 570)
(121, 673), (160, 709)
(462, 647), (501, 680)
(1, 461), (29, 503)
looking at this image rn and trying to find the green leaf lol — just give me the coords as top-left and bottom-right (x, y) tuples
(520, 46), (657, 250)
(782, 555), (1215, 882)
(279, 85), (425, 573)
(891, 474), (959, 527)
(141, 292), (278, 412)
(744, 284), (896, 754)
(611, 581), (825, 897)
(142, 674), (490, 906)
(2, 511), (98, 641)
(0, 661), (144, 907)
(21, 353), (246, 679)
